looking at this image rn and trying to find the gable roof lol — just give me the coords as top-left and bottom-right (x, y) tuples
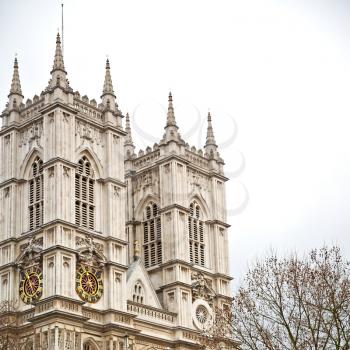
(126, 257), (162, 309)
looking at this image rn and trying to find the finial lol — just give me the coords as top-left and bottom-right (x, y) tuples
(134, 240), (140, 260)
(125, 112), (134, 146)
(166, 91), (177, 128)
(205, 110), (217, 148)
(101, 58), (115, 98)
(51, 32), (66, 72)
(8, 55), (23, 97)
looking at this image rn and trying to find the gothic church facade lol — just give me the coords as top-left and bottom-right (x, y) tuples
(0, 34), (234, 350)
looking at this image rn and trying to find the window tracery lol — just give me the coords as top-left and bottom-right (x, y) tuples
(29, 157), (43, 230)
(188, 201), (205, 266)
(75, 156), (95, 230)
(143, 202), (162, 268)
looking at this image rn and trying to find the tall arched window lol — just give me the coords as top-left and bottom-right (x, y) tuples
(143, 203), (162, 268)
(75, 156), (95, 230)
(188, 202), (205, 266)
(29, 157), (43, 230)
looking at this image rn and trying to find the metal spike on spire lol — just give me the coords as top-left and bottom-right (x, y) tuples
(125, 112), (134, 146)
(205, 111), (217, 147)
(9, 56), (23, 96)
(102, 59), (115, 97)
(166, 91), (177, 127)
(51, 32), (66, 72)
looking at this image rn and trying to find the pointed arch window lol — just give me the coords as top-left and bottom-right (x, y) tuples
(188, 202), (205, 266)
(29, 157), (44, 230)
(75, 156), (95, 230)
(143, 203), (162, 268)
(132, 281), (145, 304)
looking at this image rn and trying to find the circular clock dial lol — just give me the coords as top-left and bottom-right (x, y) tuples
(19, 266), (43, 304)
(76, 264), (103, 303)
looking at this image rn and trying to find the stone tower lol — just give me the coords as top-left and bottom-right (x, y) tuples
(0, 34), (235, 350)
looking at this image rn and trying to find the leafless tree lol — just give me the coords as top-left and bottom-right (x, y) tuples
(0, 300), (33, 350)
(202, 246), (350, 350)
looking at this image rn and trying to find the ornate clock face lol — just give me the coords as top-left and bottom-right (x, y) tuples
(75, 264), (103, 303)
(19, 266), (43, 304)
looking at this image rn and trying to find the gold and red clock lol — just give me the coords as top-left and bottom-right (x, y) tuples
(19, 266), (43, 304)
(75, 264), (103, 303)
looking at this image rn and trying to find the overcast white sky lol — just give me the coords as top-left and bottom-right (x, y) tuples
(1, 0), (350, 290)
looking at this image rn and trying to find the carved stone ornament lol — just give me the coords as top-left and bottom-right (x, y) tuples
(16, 234), (43, 269)
(191, 271), (216, 302)
(18, 121), (43, 148)
(75, 234), (106, 268)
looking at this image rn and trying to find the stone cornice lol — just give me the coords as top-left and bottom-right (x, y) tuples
(43, 157), (77, 169)
(105, 261), (129, 270)
(28, 310), (89, 324)
(0, 177), (26, 189)
(97, 177), (127, 188)
(205, 219), (231, 228)
(127, 153), (228, 181)
(159, 204), (190, 214)
(148, 259), (233, 281)
(155, 154), (190, 167)
(75, 114), (126, 136)
(126, 220), (141, 226)
(0, 114), (43, 135)
(156, 281), (192, 292)
(187, 162), (229, 182)
(18, 219), (128, 245)
(35, 294), (85, 307)
(39, 101), (78, 115)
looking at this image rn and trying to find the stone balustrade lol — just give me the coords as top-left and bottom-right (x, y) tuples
(127, 300), (176, 324)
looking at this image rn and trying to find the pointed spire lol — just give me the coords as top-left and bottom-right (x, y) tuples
(8, 57), (23, 97)
(51, 33), (66, 73)
(125, 112), (134, 146)
(205, 111), (217, 148)
(166, 91), (177, 128)
(101, 59), (115, 97)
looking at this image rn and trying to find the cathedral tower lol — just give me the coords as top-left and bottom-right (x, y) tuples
(0, 35), (236, 350)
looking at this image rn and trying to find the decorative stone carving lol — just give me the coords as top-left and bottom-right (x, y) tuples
(76, 234), (106, 267)
(187, 169), (209, 192)
(63, 166), (70, 177)
(62, 112), (70, 123)
(48, 166), (55, 177)
(4, 187), (10, 198)
(191, 272), (216, 302)
(18, 120), (43, 147)
(75, 120), (103, 146)
(113, 185), (120, 197)
(16, 234), (43, 269)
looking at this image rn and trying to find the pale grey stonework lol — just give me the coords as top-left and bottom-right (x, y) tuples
(0, 34), (234, 350)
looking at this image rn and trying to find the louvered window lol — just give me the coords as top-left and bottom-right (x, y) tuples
(29, 157), (44, 230)
(75, 156), (95, 230)
(189, 202), (205, 266)
(143, 203), (162, 268)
